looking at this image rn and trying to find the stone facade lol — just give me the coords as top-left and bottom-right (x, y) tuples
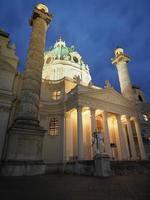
(0, 4), (150, 176)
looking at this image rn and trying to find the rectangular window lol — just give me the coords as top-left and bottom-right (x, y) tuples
(49, 117), (59, 136)
(52, 91), (61, 100)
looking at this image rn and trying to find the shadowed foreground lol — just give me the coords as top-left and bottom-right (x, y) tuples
(0, 173), (150, 200)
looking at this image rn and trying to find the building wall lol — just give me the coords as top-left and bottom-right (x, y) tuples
(40, 114), (62, 163)
(0, 30), (19, 160)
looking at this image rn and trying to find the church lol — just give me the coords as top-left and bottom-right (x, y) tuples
(0, 3), (150, 176)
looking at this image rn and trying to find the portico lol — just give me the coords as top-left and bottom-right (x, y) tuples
(64, 85), (146, 162)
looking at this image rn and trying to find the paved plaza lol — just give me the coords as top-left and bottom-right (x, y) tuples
(0, 173), (150, 200)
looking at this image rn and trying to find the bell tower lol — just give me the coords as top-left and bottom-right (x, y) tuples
(112, 48), (135, 101)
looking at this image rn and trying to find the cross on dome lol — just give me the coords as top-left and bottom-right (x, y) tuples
(54, 36), (66, 48)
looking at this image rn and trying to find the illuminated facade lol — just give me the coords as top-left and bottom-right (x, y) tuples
(0, 4), (150, 176)
(39, 44), (150, 163)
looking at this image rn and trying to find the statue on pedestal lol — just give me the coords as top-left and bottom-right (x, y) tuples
(92, 129), (111, 177)
(92, 129), (105, 156)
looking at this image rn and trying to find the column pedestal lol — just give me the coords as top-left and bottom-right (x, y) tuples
(94, 153), (111, 177)
(1, 125), (46, 176)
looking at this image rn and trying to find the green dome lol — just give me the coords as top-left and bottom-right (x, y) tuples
(50, 46), (74, 59)
(43, 38), (92, 84)
(46, 38), (74, 59)
(44, 38), (89, 71)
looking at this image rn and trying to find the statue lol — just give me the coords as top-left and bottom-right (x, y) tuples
(104, 80), (112, 88)
(92, 129), (105, 156)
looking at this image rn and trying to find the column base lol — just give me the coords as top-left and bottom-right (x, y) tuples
(0, 161), (46, 176)
(94, 153), (112, 177)
(2, 121), (46, 176)
(13, 118), (41, 128)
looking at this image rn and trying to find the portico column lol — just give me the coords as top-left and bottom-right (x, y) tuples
(90, 108), (96, 158)
(66, 112), (73, 160)
(60, 113), (66, 162)
(90, 108), (96, 133)
(122, 123), (130, 159)
(102, 111), (112, 157)
(126, 117), (137, 159)
(77, 106), (84, 160)
(133, 117), (147, 159)
(116, 115), (129, 160)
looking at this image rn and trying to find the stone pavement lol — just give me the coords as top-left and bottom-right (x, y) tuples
(0, 173), (150, 200)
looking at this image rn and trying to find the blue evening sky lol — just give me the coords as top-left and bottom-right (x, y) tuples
(0, 0), (150, 100)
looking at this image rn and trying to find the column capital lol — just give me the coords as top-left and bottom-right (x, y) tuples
(30, 4), (52, 26)
(76, 106), (83, 112)
(60, 112), (67, 118)
(126, 115), (131, 120)
(64, 111), (71, 118)
(131, 116), (139, 123)
(90, 108), (96, 115)
(101, 110), (108, 116)
(90, 107), (96, 111)
(115, 113), (121, 119)
(111, 48), (130, 65)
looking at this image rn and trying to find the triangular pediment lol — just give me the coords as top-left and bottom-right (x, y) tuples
(77, 85), (133, 107)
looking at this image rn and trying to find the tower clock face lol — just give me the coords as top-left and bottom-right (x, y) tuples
(46, 57), (52, 64)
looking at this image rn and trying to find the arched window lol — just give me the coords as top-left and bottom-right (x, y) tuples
(46, 57), (52, 64)
(49, 117), (59, 136)
(138, 95), (143, 102)
(73, 56), (78, 63)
